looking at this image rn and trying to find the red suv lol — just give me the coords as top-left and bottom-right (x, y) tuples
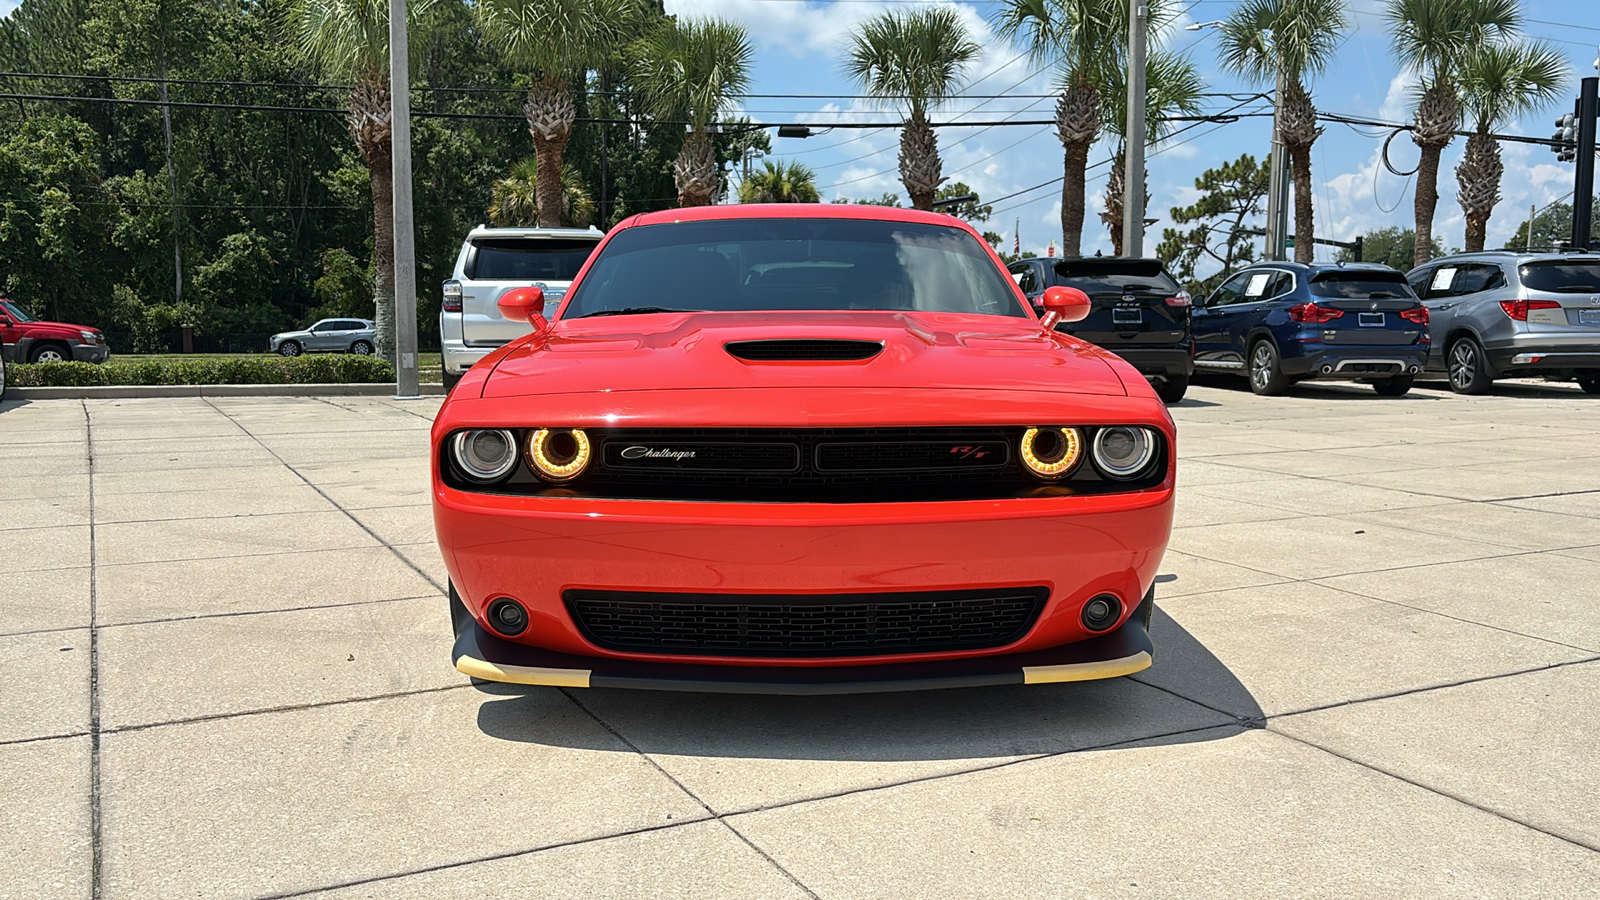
(0, 299), (109, 364)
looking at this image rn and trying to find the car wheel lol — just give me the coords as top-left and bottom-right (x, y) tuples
(351, 340), (374, 356)
(1447, 337), (1492, 394)
(28, 343), (68, 363)
(1578, 373), (1600, 395)
(1155, 374), (1189, 403)
(278, 340), (302, 358)
(1247, 340), (1289, 396)
(1372, 374), (1414, 397)
(442, 368), (462, 393)
(0, 352), (7, 400)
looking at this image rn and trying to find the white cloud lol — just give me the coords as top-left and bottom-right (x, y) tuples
(1378, 70), (1417, 123)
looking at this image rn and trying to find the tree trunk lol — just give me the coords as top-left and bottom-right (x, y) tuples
(899, 114), (943, 210)
(673, 129), (719, 207)
(1455, 129), (1502, 253)
(369, 158), (395, 363)
(1413, 143), (1442, 266)
(1410, 82), (1458, 267)
(1289, 143), (1315, 264)
(524, 76), (576, 229)
(1061, 140), (1091, 257)
(1102, 152), (1125, 257)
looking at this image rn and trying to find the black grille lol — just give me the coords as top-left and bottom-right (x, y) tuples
(725, 339), (883, 361)
(566, 587), (1048, 657)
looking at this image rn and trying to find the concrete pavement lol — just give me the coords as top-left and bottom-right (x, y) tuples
(2, 381), (1598, 898)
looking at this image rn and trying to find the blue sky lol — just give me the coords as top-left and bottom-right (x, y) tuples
(673, 0), (1600, 265)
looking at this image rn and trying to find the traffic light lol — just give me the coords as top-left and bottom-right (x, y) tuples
(1554, 112), (1578, 162)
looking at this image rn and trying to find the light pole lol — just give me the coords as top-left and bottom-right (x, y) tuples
(1123, 0), (1149, 257)
(1188, 21), (1288, 261)
(389, 0), (420, 398)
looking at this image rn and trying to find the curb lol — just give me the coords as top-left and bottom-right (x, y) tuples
(6, 383), (447, 400)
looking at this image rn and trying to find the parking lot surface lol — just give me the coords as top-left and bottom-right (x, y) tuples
(3, 381), (1599, 899)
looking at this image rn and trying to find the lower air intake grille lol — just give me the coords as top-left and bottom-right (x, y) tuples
(565, 587), (1048, 658)
(724, 339), (884, 361)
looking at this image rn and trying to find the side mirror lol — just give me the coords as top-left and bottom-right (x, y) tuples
(1039, 285), (1091, 329)
(498, 287), (549, 335)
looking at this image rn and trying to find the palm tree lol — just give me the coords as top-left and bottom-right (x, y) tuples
(844, 8), (981, 211)
(993, 0), (1182, 256)
(1099, 50), (1204, 256)
(488, 158), (597, 227)
(288, 0), (438, 362)
(1217, 0), (1349, 264)
(476, 0), (635, 227)
(1386, 0), (1521, 266)
(633, 17), (754, 207)
(1455, 40), (1566, 251)
(739, 159), (821, 204)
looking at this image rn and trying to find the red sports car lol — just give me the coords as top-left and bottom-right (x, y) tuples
(432, 204), (1175, 694)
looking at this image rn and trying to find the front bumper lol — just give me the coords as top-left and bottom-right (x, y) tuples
(451, 585), (1154, 694)
(71, 343), (109, 363)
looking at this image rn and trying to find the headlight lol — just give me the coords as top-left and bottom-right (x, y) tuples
(1019, 426), (1083, 480)
(80, 330), (95, 343)
(450, 429), (519, 482)
(526, 428), (591, 482)
(1091, 426), (1157, 480)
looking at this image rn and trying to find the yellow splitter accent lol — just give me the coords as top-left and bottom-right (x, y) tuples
(456, 654), (591, 688)
(1022, 650), (1152, 684)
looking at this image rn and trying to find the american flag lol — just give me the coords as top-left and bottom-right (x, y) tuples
(1012, 218), (1020, 257)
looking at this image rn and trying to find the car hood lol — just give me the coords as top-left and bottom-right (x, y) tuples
(15, 318), (98, 335)
(272, 330), (311, 340)
(481, 311), (1129, 399)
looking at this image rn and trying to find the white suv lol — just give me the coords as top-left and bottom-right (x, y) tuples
(439, 225), (603, 390)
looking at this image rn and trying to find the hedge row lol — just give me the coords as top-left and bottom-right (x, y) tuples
(8, 355), (397, 387)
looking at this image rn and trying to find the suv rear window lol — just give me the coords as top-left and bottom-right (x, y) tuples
(468, 238), (598, 281)
(1051, 259), (1179, 294)
(1308, 271), (1416, 299)
(1518, 260), (1600, 293)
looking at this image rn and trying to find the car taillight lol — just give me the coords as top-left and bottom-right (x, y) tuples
(442, 280), (463, 313)
(1165, 292), (1192, 307)
(1398, 306), (1429, 325)
(1498, 299), (1560, 321)
(1287, 302), (1343, 323)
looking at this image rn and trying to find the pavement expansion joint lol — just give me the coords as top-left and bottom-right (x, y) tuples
(101, 683), (473, 736)
(82, 400), (105, 900)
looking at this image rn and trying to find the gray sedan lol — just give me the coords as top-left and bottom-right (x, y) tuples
(269, 319), (377, 357)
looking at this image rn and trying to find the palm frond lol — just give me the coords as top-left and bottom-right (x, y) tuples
(1218, 0), (1348, 86)
(1385, 0), (1521, 84)
(739, 159), (821, 204)
(633, 16), (754, 129)
(1457, 39), (1569, 131)
(843, 7), (982, 121)
(475, 0), (638, 78)
(1102, 50), (1204, 142)
(285, 0), (442, 81)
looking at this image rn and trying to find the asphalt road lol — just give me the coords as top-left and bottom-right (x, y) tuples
(3, 380), (1599, 898)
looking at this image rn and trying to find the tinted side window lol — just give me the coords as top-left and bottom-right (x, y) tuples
(1011, 265), (1038, 294)
(310, 321), (335, 333)
(1208, 273), (1252, 308)
(1267, 272), (1295, 300)
(334, 320), (365, 331)
(1453, 264), (1505, 295)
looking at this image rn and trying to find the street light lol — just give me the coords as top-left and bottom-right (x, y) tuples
(1188, 19), (1289, 262)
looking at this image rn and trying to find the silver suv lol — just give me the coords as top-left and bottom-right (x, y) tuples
(1406, 251), (1600, 394)
(439, 225), (603, 390)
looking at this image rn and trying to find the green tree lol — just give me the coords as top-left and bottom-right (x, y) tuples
(488, 157), (596, 226)
(1334, 226), (1443, 271)
(935, 181), (994, 223)
(1217, 0), (1348, 264)
(1455, 40), (1567, 251)
(633, 16), (754, 207)
(1100, 50), (1204, 255)
(738, 159), (820, 204)
(1386, 0), (1521, 266)
(1499, 203), (1600, 252)
(476, 0), (636, 225)
(1155, 154), (1268, 294)
(844, 8), (981, 210)
(286, 0), (440, 361)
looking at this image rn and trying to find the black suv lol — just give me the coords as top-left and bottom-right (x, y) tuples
(1009, 257), (1193, 402)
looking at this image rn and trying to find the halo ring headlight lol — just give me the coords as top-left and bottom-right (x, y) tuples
(451, 429), (519, 482)
(1092, 426), (1157, 480)
(526, 428), (591, 482)
(1019, 426), (1083, 480)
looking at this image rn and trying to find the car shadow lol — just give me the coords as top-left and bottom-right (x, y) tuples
(469, 605), (1261, 762)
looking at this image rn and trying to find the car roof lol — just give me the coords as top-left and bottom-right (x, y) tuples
(1239, 260), (1402, 275)
(466, 225), (603, 240)
(1423, 249), (1600, 265)
(625, 203), (969, 230)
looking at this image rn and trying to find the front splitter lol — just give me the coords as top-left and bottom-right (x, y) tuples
(450, 589), (1154, 695)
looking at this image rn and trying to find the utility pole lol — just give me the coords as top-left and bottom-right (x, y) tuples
(389, 0), (420, 398)
(1573, 76), (1598, 251)
(1263, 67), (1289, 261)
(1121, 0), (1148, 257)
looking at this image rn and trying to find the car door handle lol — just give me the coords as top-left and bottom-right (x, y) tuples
(1434, 303), (1454, 310)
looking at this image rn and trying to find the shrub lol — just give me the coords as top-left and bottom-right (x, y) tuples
(9, 355), (396, 387)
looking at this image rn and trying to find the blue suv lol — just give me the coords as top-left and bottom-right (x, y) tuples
(1192, 262), (1431, 396)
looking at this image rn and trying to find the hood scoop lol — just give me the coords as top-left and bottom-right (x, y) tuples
(724, 339), (884, 361)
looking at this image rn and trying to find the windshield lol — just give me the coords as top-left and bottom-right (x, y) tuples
(1519, 260), (1600, 293)
(562, 218), (1025, 319)
(1309, 272), (1416, 299)
(1052, 260), (1179, 295)
(468, 238), (597, 281)
(0, 300), (36, 322)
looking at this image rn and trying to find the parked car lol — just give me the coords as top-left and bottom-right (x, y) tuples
(439, 224), (604, 391)
(269, 318), (376, 357)
(0, 299), (109, 364)
(435, 204), (1174, 694)
(1405, 251), (1600, 394)
(1192, 261), (1430, 396)
(1009, 257), (1193, 402)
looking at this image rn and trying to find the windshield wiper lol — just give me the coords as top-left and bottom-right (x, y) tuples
(573, 307), (701, 318)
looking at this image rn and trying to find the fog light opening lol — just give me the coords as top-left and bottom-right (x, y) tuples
(486, 598), (529, 637)
(1081, 594), (1123, 632)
